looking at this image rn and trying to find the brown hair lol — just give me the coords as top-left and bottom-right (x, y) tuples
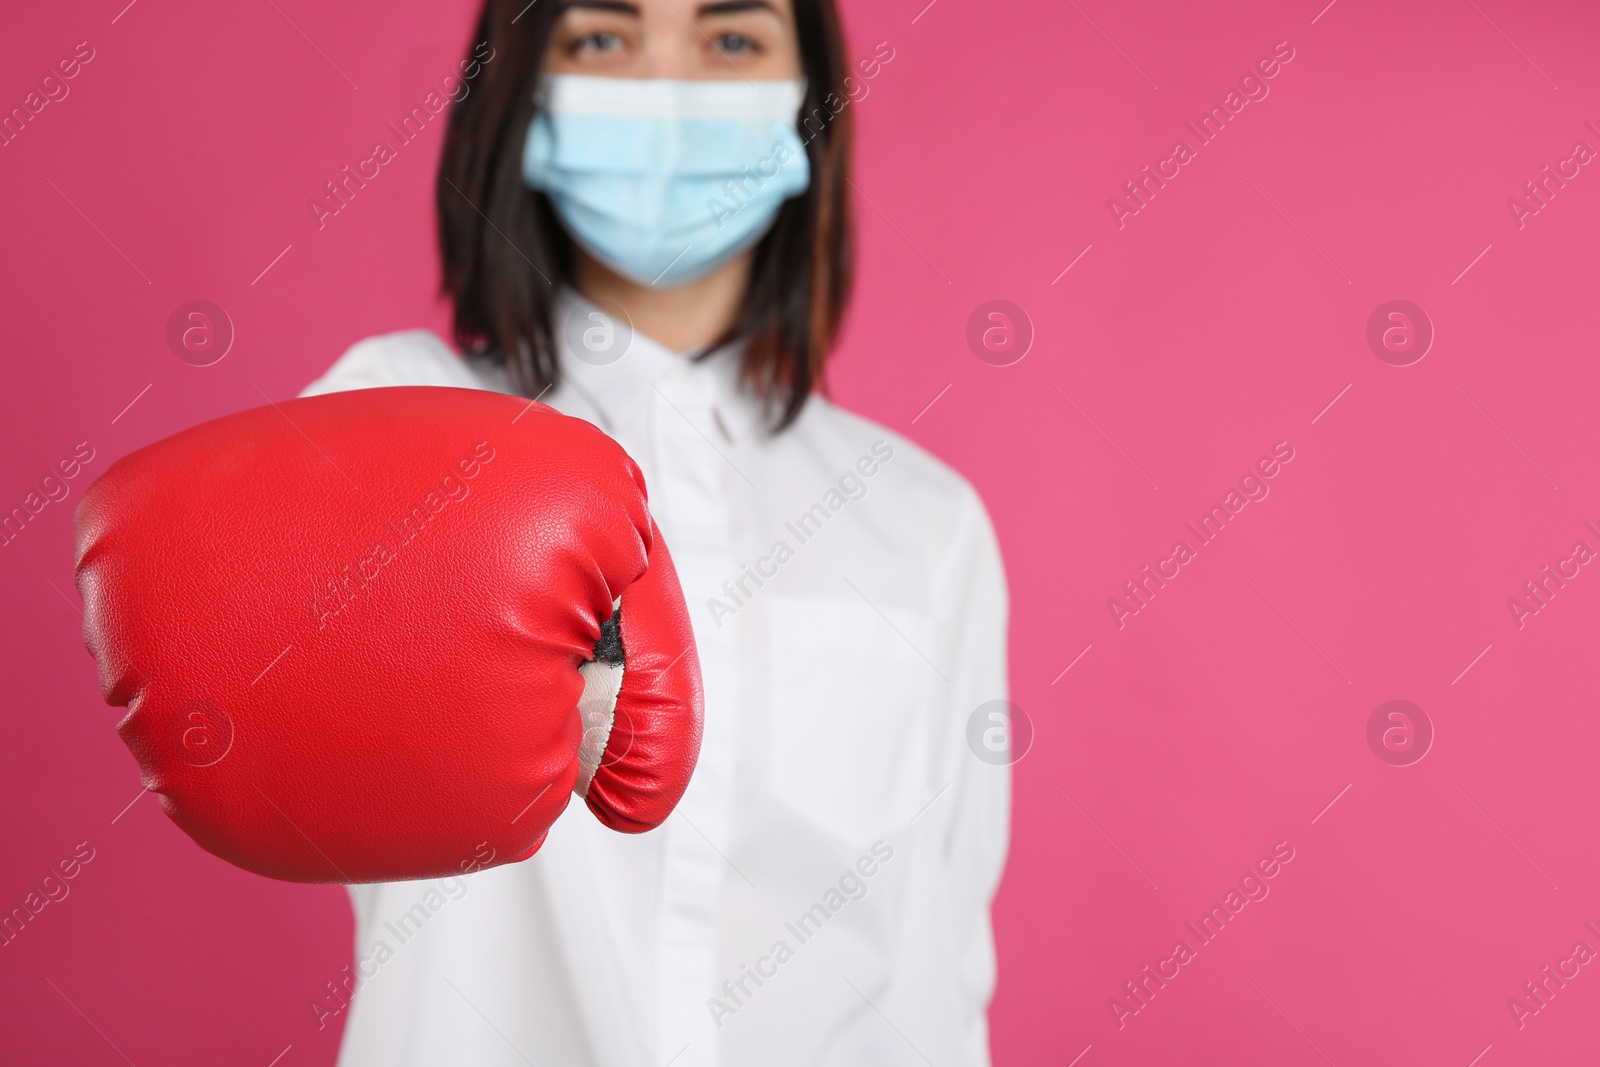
(436, 0), (854, 431)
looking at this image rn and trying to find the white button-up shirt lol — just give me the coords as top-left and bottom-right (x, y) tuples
(300, 289), (1010, 1067)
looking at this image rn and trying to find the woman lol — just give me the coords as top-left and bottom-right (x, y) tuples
(302, 0), (1010, 1063)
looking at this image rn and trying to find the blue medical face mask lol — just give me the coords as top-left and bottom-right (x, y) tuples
(522, 75), (811, 289)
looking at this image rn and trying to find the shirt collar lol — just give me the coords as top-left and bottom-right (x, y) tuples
(552, 287), (767, 443)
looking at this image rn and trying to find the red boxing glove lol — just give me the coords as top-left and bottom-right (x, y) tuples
(74, 386), (703, 883)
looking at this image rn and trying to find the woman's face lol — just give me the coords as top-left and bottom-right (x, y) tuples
(543, 0), (802, 80)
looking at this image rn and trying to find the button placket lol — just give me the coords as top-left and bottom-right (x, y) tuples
(650, 370), (742, 1067)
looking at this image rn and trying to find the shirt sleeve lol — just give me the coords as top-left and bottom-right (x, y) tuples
(933, 485), (1013, 1064)
(299, 330), (481, 398)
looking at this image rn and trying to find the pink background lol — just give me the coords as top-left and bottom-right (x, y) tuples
(4, 0), (1599, 1063)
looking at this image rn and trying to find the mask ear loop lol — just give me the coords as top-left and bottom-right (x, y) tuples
(789, 77), (809, 127)
(533, 72), (586, 114)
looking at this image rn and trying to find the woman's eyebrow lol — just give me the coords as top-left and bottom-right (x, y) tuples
(559, 0), (640, 15)
(697, 0), (782, 16)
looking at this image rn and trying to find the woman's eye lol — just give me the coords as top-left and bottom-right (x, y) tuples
(572, 31), (625, 55)
(712, 33), (758, 56)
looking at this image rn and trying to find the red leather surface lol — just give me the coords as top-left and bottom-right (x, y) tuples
(73, 386), (703, 884)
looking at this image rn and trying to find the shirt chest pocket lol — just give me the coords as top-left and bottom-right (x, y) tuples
(764, 595), (940, 843)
